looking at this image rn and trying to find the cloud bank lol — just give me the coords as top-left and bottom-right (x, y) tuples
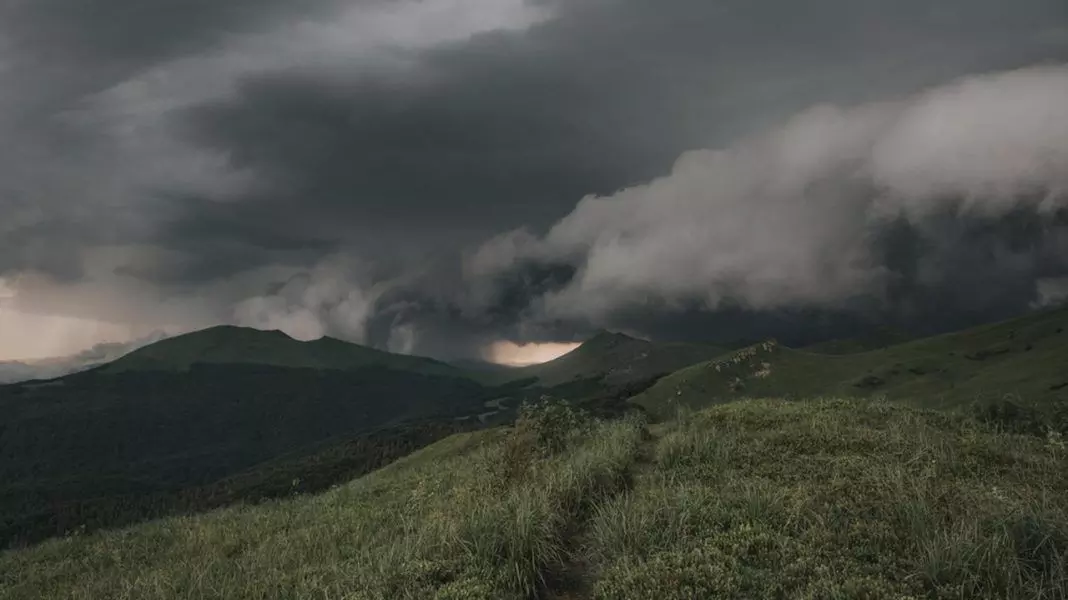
(463, 66), (1068, 331)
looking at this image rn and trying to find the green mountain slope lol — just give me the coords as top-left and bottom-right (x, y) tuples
(633, 306), (1068, 418)
(495, 331), (728, 387)
(5, 399), (1065, 599)
(0, 326), (720, 549)
(0, 325), (501, 548)
(100, 325), (464, 378)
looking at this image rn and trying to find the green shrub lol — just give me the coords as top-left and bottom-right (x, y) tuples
(518, 398), (594, 455)
(494, 399), (595, 483)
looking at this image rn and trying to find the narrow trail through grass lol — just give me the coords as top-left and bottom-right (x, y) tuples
(4, 397), (1066, 599)
(540, 425), (659, 600)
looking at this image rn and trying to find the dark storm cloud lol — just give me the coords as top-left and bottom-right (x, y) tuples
(455, 65), (1068, 355)
(5, 0), (339, 61)
(0, 0), (339, 132)
(0, 0), (1067, 359)
(0, 0), (548, 280)
(169, 0), (1068, 266)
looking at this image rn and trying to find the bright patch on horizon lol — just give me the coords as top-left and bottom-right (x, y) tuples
(486, 341), (581, 366)
(0, 308), (132, 361)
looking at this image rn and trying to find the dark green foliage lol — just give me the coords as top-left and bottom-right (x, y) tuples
(1, 418), (479, 549)
(0, 364), (491, 548)
(494, 399), (592, 484)
(515, 399), (593, 457)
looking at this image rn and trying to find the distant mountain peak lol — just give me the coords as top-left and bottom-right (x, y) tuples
(579, 330), (645, 351)
(95, 324), (462, 378)
(191, 325), (295, 339)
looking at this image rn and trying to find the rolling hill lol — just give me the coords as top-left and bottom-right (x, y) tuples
(632, 305), (1068, 419)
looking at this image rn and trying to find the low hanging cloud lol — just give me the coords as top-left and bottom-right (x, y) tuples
(231, 257), (390, 342)
(221, 64), (1068, 356)
(465, 65), (1068, 329)
(1035, 277), (1068, 307)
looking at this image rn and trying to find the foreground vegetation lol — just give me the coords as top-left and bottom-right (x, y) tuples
(590, 398), (1067, 599)
(0, 325), (718, 550)
(4, 397), (1066, 599)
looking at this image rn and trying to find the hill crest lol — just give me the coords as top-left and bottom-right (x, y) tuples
(97, 325), (463, 378)
(632, 305), (1068, 417)
(493, 330), (726, 387)
(572, 330), (645, 352)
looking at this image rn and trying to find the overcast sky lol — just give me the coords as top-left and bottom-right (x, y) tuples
(1, 0), (1067, 362)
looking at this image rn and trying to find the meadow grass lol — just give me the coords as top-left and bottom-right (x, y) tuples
(587, 398), (1068, 599)
(632, 306), (1068, 418)
(3, 397), (1066, 599)
(1, 408), (646, 600)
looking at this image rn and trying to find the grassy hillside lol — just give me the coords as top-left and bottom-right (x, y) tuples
(4, 308), (1067, 591)
(0, 326), (705, 550)
(0, 364), (492, 548)
(494, 331), (727, 387)
(4, 398), (1065, 599)
(100, 326), (464, 378)
(634, 306), (1068, 419)
(1, 417), (478, 550)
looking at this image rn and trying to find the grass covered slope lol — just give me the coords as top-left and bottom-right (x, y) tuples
(5, 399), (1066, 599)
(1, 405), (647, 600)
(497, 331), (727, 387)
(99, 325), (464, 378)
(634, 306), (1068, 419)
(588, 398), (1067, 598)
(0, 364), (491, 548)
